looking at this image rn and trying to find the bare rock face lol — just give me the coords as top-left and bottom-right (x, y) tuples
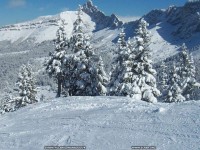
(82, 0), (123, 30)
(166, 1), (200, 38)
(143, 9), (166, 25)
(0, 16), (59, 32)
(139, 1), (200, 39)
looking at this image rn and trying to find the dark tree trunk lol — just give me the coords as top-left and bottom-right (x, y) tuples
(56, 73), (62, 98)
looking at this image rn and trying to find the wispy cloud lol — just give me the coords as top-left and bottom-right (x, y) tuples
(61, 7), (69, 12)
(118, 16), (141, 22)
(8, 0), (26, 8)
(39, 7), (45, 12)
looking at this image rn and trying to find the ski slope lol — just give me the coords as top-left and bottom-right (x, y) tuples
(0, 96), (200, 150)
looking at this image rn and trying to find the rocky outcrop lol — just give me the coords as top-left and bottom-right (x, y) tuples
(166, 1), (200, 38)
(0, 17), (59, 31)
(82, 0), (123, 30)
(143, 9), (166, 25)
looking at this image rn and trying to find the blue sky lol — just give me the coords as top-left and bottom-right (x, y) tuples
(0, 0), (187, 26)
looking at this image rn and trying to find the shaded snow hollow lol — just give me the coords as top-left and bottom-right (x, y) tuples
(0, 97), (200, 150)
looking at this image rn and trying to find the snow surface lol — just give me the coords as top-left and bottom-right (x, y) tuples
(149, 22), (179, 62)
(118, 16), (140, 23)
(0, 96), (200, 150)
(0, 50), (29, 57)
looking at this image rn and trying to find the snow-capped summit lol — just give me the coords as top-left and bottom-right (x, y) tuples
(0, 0), (123, 43)
(0, 10), (95, 43)
(82, 0), (96, 13)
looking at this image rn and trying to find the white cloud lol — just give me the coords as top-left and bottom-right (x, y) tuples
(39, 7), (45, 11)
(8, 0), (26, 8)
(61, 7), (69, 12)
(118, 16), (141, 22)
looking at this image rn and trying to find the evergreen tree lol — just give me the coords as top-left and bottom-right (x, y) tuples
(160, 61), (168, 91)
(62, 55), (76, 96)
(166, 44), (200, 102)
(26, 65), (37, 103)
(109, 29), (139, 97)
(96, 56), (109, 95)
(45, 19), (68, 97)
(179, 43), (200, 100)
(70, 5), (85, 53)
(63, 6), (108, 96)
(156, 60), (168, 102)
(71, 51), (108, 96)
(0, 95), (15, 114)
(15, 64), (37, 108)
(131, 18), (160, 103)
(166, 64), (185, 103)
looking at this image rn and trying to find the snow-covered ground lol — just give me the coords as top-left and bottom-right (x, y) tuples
(118, 16), (140, 23)
(149, 22), (179, 62)
(0, 96), (199, 150)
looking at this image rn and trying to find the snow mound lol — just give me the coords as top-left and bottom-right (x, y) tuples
(0, 96), (200, 150)
(157, 107), (166, 113)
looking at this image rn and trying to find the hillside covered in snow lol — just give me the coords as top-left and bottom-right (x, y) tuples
(0, 96), (200, 150)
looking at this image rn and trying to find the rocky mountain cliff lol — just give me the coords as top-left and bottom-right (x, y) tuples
(82, 0), (123, 30)
(142, 1), (200, 39)
(167, 1), (200, 38)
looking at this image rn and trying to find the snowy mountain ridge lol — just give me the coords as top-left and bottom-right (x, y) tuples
(1, 1), (200, 47)
(0, 11), (95, 43)
(0, 0), (122, 43)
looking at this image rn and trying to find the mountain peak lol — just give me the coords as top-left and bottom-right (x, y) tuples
(83, 0), (99, 14)
(87, 0), (93, 7)
(82, 0), (123, 30)
(166, 2), (200, 39)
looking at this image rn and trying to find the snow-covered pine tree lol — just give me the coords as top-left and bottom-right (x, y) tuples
(96, 56), (109, 95)
(109, 28), (127, 95)
(159, 61), (168, 92)
(0, 95), (15, 114)
(179, 43), (200, 100)
(109, 29), (140, 98)
(70, 5), (85, 53)
(26, 65), (37, 103)
(166, 64), (185, 103)
(15, 64), (37, 109)
(62, 55), (75, 96)
(72, 51), (108, 96)
(131, 18), (160, 103)
(63, 6), (108, 96)
(64, 44), (108, 96)
(45, 19), (68, 97)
